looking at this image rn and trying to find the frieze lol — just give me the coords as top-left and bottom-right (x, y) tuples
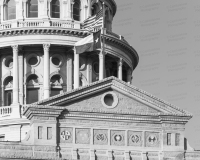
(76, 128), (90, 144)
(113, 151), (124, 155)
(93, 129), (108, 145)
(0, 151), (33, 159)
(130, 152), (141, 156)
(59, 119), (161, 128)
(111, 130), (125, 146)
(60, 127), (73, 143)
(0, 145), (32, 150)
(162, 123), (185, 128)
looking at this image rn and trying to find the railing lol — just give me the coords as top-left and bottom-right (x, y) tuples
(0, 19), (81, 30)
(106, 29), (129, 44)
(0, 106), (12, 117)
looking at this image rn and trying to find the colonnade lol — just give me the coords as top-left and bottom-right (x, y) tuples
(10, 44), (131, 105)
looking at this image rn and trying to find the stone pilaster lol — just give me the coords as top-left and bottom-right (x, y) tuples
(125, 152), (130, 160)
(108, 150), (113, 160)
(88, 0), (91, 17)
(118, 58), (123, 80)
(66, 53), (73, 91)
(43, 43), (50, 99)
(74, 49), (79, 89)
(12, 45), (19, 105)
(90, 150), (95, 160)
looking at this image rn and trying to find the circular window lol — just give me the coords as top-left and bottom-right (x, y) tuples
(52, 57), (60, 66)
(5, 59), (13, 68)
(28, 57), (38, 65)
(101, 92), (118, 108)
(93, 62), (99, 74)
(26, 54), (40, 67)
(4, 56), (13, 69)
(104, 94), (114, 106)
(51, 54), (63, 67)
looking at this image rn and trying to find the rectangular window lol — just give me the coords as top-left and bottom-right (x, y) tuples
(167, 133), (171, 145)
(27, 88), (39, 104)
(175, 133), (180, 146)
(47, 127), (52, 140)
(38, 126), (42, 139)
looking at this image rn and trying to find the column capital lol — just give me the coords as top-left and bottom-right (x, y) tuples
(118, 58), (123, 66)
(11, 45), (18, 53)
(43, 43), (51, 52)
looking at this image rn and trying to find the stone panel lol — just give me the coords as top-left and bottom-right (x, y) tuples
(60, 127), (73, 143)
(76, 128), (90, 144)
(145, 132), (160, 148)
(94, 129), (108, 145)
(111, 130), (125, 146)
(128, 131), (143, 147)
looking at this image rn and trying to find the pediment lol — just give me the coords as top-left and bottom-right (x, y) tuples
(34, 77), (192, 116)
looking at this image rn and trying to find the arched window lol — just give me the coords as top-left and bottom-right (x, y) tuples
(51, 0), (60, 18)
(26, 74), (39, 104)
(91, 3), (100, 16)
(27, 0), (38, 18)
(4, 76), (13, 106)
(4, 0), (16, 20)
(50, 75), (63, 97)
(73, 0), (80, 21)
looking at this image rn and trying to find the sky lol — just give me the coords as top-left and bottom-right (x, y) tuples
(112, 0), (200, 150)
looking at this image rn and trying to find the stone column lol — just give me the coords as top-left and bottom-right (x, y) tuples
(1, 85), (4, 106)
(43, 44), (50, 99)
(99, 52), (105, 80)
(127, 68), (132, 84)
(66, 53), (73, 91)
(12, 45), (19, 105)
(118, 58), (123, 80)
(73, 49), (79, 89)
(0, 5), (3, 22)
(87, 58), (92, 84)
(88, 0), (91, 17)
(22, 0), (27, 19)
(18, 52), (24, 104)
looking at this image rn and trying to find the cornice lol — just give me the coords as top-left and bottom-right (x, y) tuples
(31, 77), (192, 118)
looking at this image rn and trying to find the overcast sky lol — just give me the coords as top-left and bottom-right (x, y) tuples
(113, 0), (200, 150)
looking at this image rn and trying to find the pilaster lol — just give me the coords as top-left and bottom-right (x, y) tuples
(18, 52), (24, 105)
(87, 58), (92, 84)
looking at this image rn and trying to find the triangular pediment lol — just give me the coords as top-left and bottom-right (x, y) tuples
(33, 77), (192, 116)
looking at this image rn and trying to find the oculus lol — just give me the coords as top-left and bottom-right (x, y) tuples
(26, 54), (40, 67)
(4, 56), (13, 69)
(51, 54), (63, 67)
(101, 92), (118, 108)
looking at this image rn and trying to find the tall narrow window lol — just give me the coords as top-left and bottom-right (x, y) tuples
(51, 0), (60, 18)
(26, 74), (39, 104)
(27, 0), (38, 18)
(73, 0), (80, 21)
(167, 133), (171, 145)
(50, 75), (63, 97)
(4, 0), (16, 20)
(4, 76), (13, 106)
(175, 133), (180, 146)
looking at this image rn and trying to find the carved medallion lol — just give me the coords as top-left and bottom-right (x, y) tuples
(145, 132), (159, 147)
(60, 127), (73, 143)
(76, 129), (90, 144)
(128, 131), (142, 146)
(111, 130), (125, 146)
(94, 129), (108, 145)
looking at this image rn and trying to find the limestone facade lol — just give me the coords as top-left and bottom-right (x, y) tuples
(0, 0), (199, 159)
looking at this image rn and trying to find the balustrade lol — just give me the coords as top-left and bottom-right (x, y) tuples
(0, 106), (12, 117)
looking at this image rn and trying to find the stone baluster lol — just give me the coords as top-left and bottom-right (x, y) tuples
(43, 44), (50, 99)
(74, 48), (79, 89)
(12, 45), (19, 105)
(118, 58), (123, 80)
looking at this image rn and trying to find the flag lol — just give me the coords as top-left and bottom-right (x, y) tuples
(75, 30), (101, 54)
(81, 9), (103, 32)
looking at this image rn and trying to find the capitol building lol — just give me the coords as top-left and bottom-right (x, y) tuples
(0, 0), (199, 159)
